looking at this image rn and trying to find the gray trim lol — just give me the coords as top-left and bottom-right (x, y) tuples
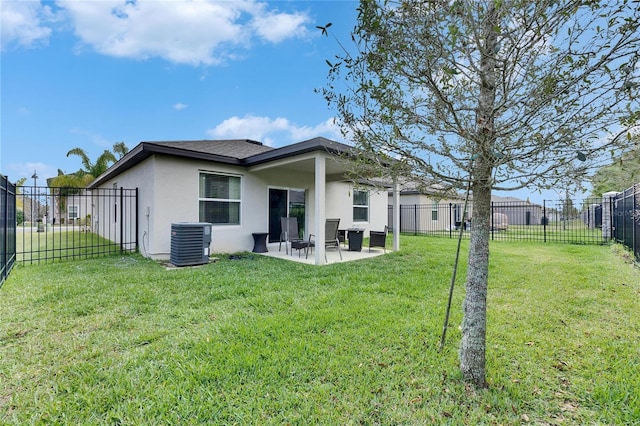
(89, 137), (359, 188)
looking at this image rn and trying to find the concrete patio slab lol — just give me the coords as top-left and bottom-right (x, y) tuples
(256, 242), (388, 265)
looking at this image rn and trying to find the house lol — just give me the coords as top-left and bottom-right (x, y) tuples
(88, 137), (398, 265)
(388, 182), (544, 232)
(490, 195), (544, 226)
(388, 181), (471, 232)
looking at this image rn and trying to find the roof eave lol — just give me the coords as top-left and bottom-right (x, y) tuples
(88, 142), (244, 188)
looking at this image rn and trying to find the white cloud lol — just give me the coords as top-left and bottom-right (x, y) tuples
(56, 0), (310, 66)
(288, 118), (342, 141)
(173, 102), (188, 111)
(206, 115), (342, 146)
(1, 1), (53, 50)
(250, 9), (309, 43)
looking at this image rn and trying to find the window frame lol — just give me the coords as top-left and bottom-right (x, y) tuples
(198, 171), (242, 226)
(352, 189), (369, 223)
(431, 201), (439, 221)
(68, 205), (79, 220)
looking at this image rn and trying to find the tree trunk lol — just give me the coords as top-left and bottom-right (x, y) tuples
(460, 3), (499, 388)
(460, 177), (491, 388)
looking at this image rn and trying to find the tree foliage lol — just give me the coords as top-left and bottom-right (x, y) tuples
(320, 0), (639, 387)
(50, 142), (129, 188)
(591, 135), (640, 195)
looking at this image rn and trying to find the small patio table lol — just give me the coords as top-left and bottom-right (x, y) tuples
(252, 232), (269, 253)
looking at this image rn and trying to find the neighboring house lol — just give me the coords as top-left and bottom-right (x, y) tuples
(45, 187), (90, 226)
(388, 182), (470, 232)
(388, 183), (544, 232)
(88, 137), (395, 265)
(490, 195), (544, 226)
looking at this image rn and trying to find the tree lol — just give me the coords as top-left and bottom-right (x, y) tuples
(65, 147), (117, 180)
(50, 142), (129, 188)
(49, 142), (129, 223)
(320, 0), (639, 387)
(112, 141), (129, 159)
(590, 136), (640, 195)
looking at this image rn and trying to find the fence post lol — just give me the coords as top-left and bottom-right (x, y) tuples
(491, 202), (495, 240)
(414, 204), (418, 236)
(633, 184), (637, 260)
(119, 187), (124, 253)
(1, 175), (7, 285)
(449, 203), (453, 239)
(135, 188), (139, 252)
(1, 175), (16, 287)
(602, 191), (619, 241)
(543, 200), (547, 243)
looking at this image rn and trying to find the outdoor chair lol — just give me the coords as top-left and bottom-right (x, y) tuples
(309, 218), (343, 261)
(291, 234), (314, 258)
(369, 225), (388, 253)
(338, 229), (347, 247)
(279, 217), (303, 255)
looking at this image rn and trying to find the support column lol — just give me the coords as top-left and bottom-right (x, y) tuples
(602, 191), (619, 240)
(393, 178), (400, 251)
(314, 155), (326, 265)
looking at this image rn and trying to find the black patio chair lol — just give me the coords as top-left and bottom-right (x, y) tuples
(369, 225), (388, 253)
(291, 235), (314, 258)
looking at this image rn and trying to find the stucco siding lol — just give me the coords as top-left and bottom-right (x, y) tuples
(95, 153), (391, 260)
(149, 156), (271, 257)
(325, 182), (387, 237)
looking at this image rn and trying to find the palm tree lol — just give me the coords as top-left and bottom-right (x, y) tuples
(51, 142), (129, 187)
(112, 141), (129, 159)
(49, 142), (129, 224)
(65, 147), (117, 180)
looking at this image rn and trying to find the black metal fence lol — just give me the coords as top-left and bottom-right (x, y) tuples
(16, 186), (138, 264)
(1, 175), (17, 288)
(388, 197), (609, 245)
(611, 184), (639, 261)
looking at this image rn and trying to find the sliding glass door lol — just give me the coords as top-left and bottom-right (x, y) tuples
(268, 188), (306, 243)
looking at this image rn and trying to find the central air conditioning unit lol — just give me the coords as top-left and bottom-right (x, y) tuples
(170, 222), (212, 266)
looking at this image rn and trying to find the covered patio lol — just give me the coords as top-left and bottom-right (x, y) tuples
(248, 138), (401, 266)
(256, 242), (390, 265)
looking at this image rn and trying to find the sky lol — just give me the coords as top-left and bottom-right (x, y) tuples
(1, 1), (352, 179)
(0, 0), (585, 203)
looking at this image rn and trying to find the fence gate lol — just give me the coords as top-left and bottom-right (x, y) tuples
(16, 186), (138, 264)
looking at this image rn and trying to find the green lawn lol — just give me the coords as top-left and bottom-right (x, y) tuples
(1, 237), (638, 424)
(16, 229), (122, 263)
(419, 220), (604, 244)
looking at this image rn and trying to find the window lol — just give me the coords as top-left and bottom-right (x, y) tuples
(199, 172), (241, 225)
(353, 189), (369, 222)
(68, 205), (79, 220)
(432, 201), (439, 221)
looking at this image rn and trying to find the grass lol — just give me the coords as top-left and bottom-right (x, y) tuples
(420, 220), (604, 244)
(16, 229), (122, 263)
(1, 236), (639, 424)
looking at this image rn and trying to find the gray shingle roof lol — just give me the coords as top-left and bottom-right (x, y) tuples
(88, 137), (376, 188)
(148, 139), (273, 160)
